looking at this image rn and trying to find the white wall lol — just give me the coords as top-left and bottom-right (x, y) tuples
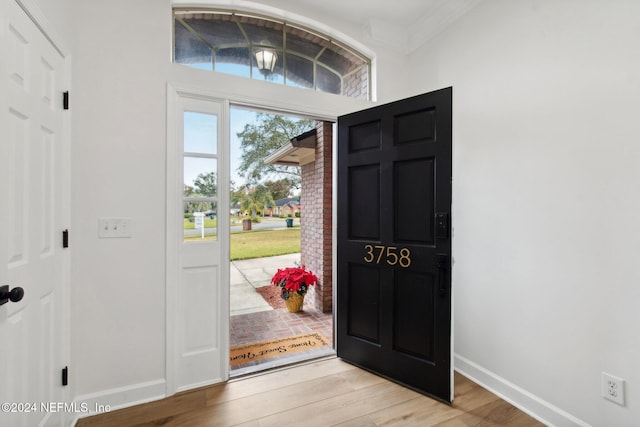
(68, 0), (403, 408)
(70, 0), (170, 399)
(31, 0), (73, 48)
(407, 1), (640, 426)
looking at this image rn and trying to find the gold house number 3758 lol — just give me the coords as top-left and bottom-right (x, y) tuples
(363, 245), (411, 268)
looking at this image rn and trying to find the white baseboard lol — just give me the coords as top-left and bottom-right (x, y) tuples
(71, 379), (166, 425)
(454, 354), (591, 427)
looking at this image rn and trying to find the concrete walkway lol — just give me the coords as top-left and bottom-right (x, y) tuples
(230, 253), (301, 316)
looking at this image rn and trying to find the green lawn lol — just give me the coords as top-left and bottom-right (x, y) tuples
(184, 227), (301, 260)
(184, 218), (217, 229)
(230, 228), (300, 260)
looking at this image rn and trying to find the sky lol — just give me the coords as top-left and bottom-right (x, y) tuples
(184, 107), (303, 193)
(230, 107), (257, 187)
(183, 61), (309, 192)
(183, 107), (257, 191)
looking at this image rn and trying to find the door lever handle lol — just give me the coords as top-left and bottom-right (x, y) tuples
(436, 254), (449, 295)
(0, 285), (24, 306)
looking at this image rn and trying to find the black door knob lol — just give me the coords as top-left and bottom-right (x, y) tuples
(0, 285), (24, 305)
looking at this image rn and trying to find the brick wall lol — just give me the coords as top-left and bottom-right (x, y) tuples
(343, 66), (369, 100)
(301, 121), (333, 313)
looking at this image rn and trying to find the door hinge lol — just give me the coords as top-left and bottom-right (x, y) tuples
(63, 91), (69, 110)
(62, 229), (69, 248)
(62, 366), (68, 386)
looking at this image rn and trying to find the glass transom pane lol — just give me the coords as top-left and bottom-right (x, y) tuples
(316, 65), (341, 95)
(286, 54), (313, 89)
(174, 20), (213, 70)
(179, 14), (245, 47)
(173, 9), (370, 100)
(216, 47), (251, 77)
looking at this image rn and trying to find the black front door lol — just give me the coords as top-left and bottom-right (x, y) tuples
(337, 88), (452, 402)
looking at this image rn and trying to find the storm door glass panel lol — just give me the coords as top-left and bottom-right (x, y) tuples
(183, 111), (218, 241)
(184, 158), (217, 197)
(183, 201), (218, 241)
(184, 112), (217, 154)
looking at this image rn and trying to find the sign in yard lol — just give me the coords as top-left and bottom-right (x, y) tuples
(193, 212), (205, 238)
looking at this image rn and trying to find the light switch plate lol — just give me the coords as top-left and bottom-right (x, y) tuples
(99, 217), (132, 238)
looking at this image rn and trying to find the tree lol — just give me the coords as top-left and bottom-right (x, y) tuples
(184, 172), (216, 214)
(264, 178), (296, 200)
(237, 113), (314, 186)
(235, 184), (275, 219)
(193, 171), (217, 197)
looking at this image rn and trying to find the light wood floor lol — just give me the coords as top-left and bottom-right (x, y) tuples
(76, 357), (545, 427)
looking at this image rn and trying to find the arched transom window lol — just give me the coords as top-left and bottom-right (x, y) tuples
(173, 9), (371, 100)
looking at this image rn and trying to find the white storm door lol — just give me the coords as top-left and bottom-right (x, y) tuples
(168, 90), (229, 393)
(0, 0), (69, 426)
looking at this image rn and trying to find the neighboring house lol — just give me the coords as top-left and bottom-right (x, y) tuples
(230, 203), (241, 216)
(266, 197), (300, 217)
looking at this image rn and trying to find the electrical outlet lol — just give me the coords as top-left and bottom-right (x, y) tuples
(602, 372), (625, 405)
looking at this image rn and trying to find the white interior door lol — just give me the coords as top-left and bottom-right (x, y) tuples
(167, 88), (229, 393)
(0, 0), (69, 425)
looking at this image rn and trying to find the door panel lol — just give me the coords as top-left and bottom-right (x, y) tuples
(1, 0), (69, 425)
(395, 108), (436, 144)
(394, 158), (435, 243)
(346, 263), (380, 343)
(168, 92), (229, 393)
(337, 88), (452, 402)
(348, 121), (381, 152)
(347, 165), (380, 240)
(393, 269), (435, 359)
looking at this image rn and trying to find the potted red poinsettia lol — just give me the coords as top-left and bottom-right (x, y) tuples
(271, 265), (318, 312)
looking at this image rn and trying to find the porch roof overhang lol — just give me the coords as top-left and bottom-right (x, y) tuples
(264, 129), (317, 166)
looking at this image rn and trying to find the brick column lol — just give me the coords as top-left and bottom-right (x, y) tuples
(301, 121), (333, 313)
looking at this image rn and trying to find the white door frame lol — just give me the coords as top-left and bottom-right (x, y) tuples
(165, 81), (372, 395)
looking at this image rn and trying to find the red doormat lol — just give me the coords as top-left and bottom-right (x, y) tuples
(230, 332), (330, 367)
